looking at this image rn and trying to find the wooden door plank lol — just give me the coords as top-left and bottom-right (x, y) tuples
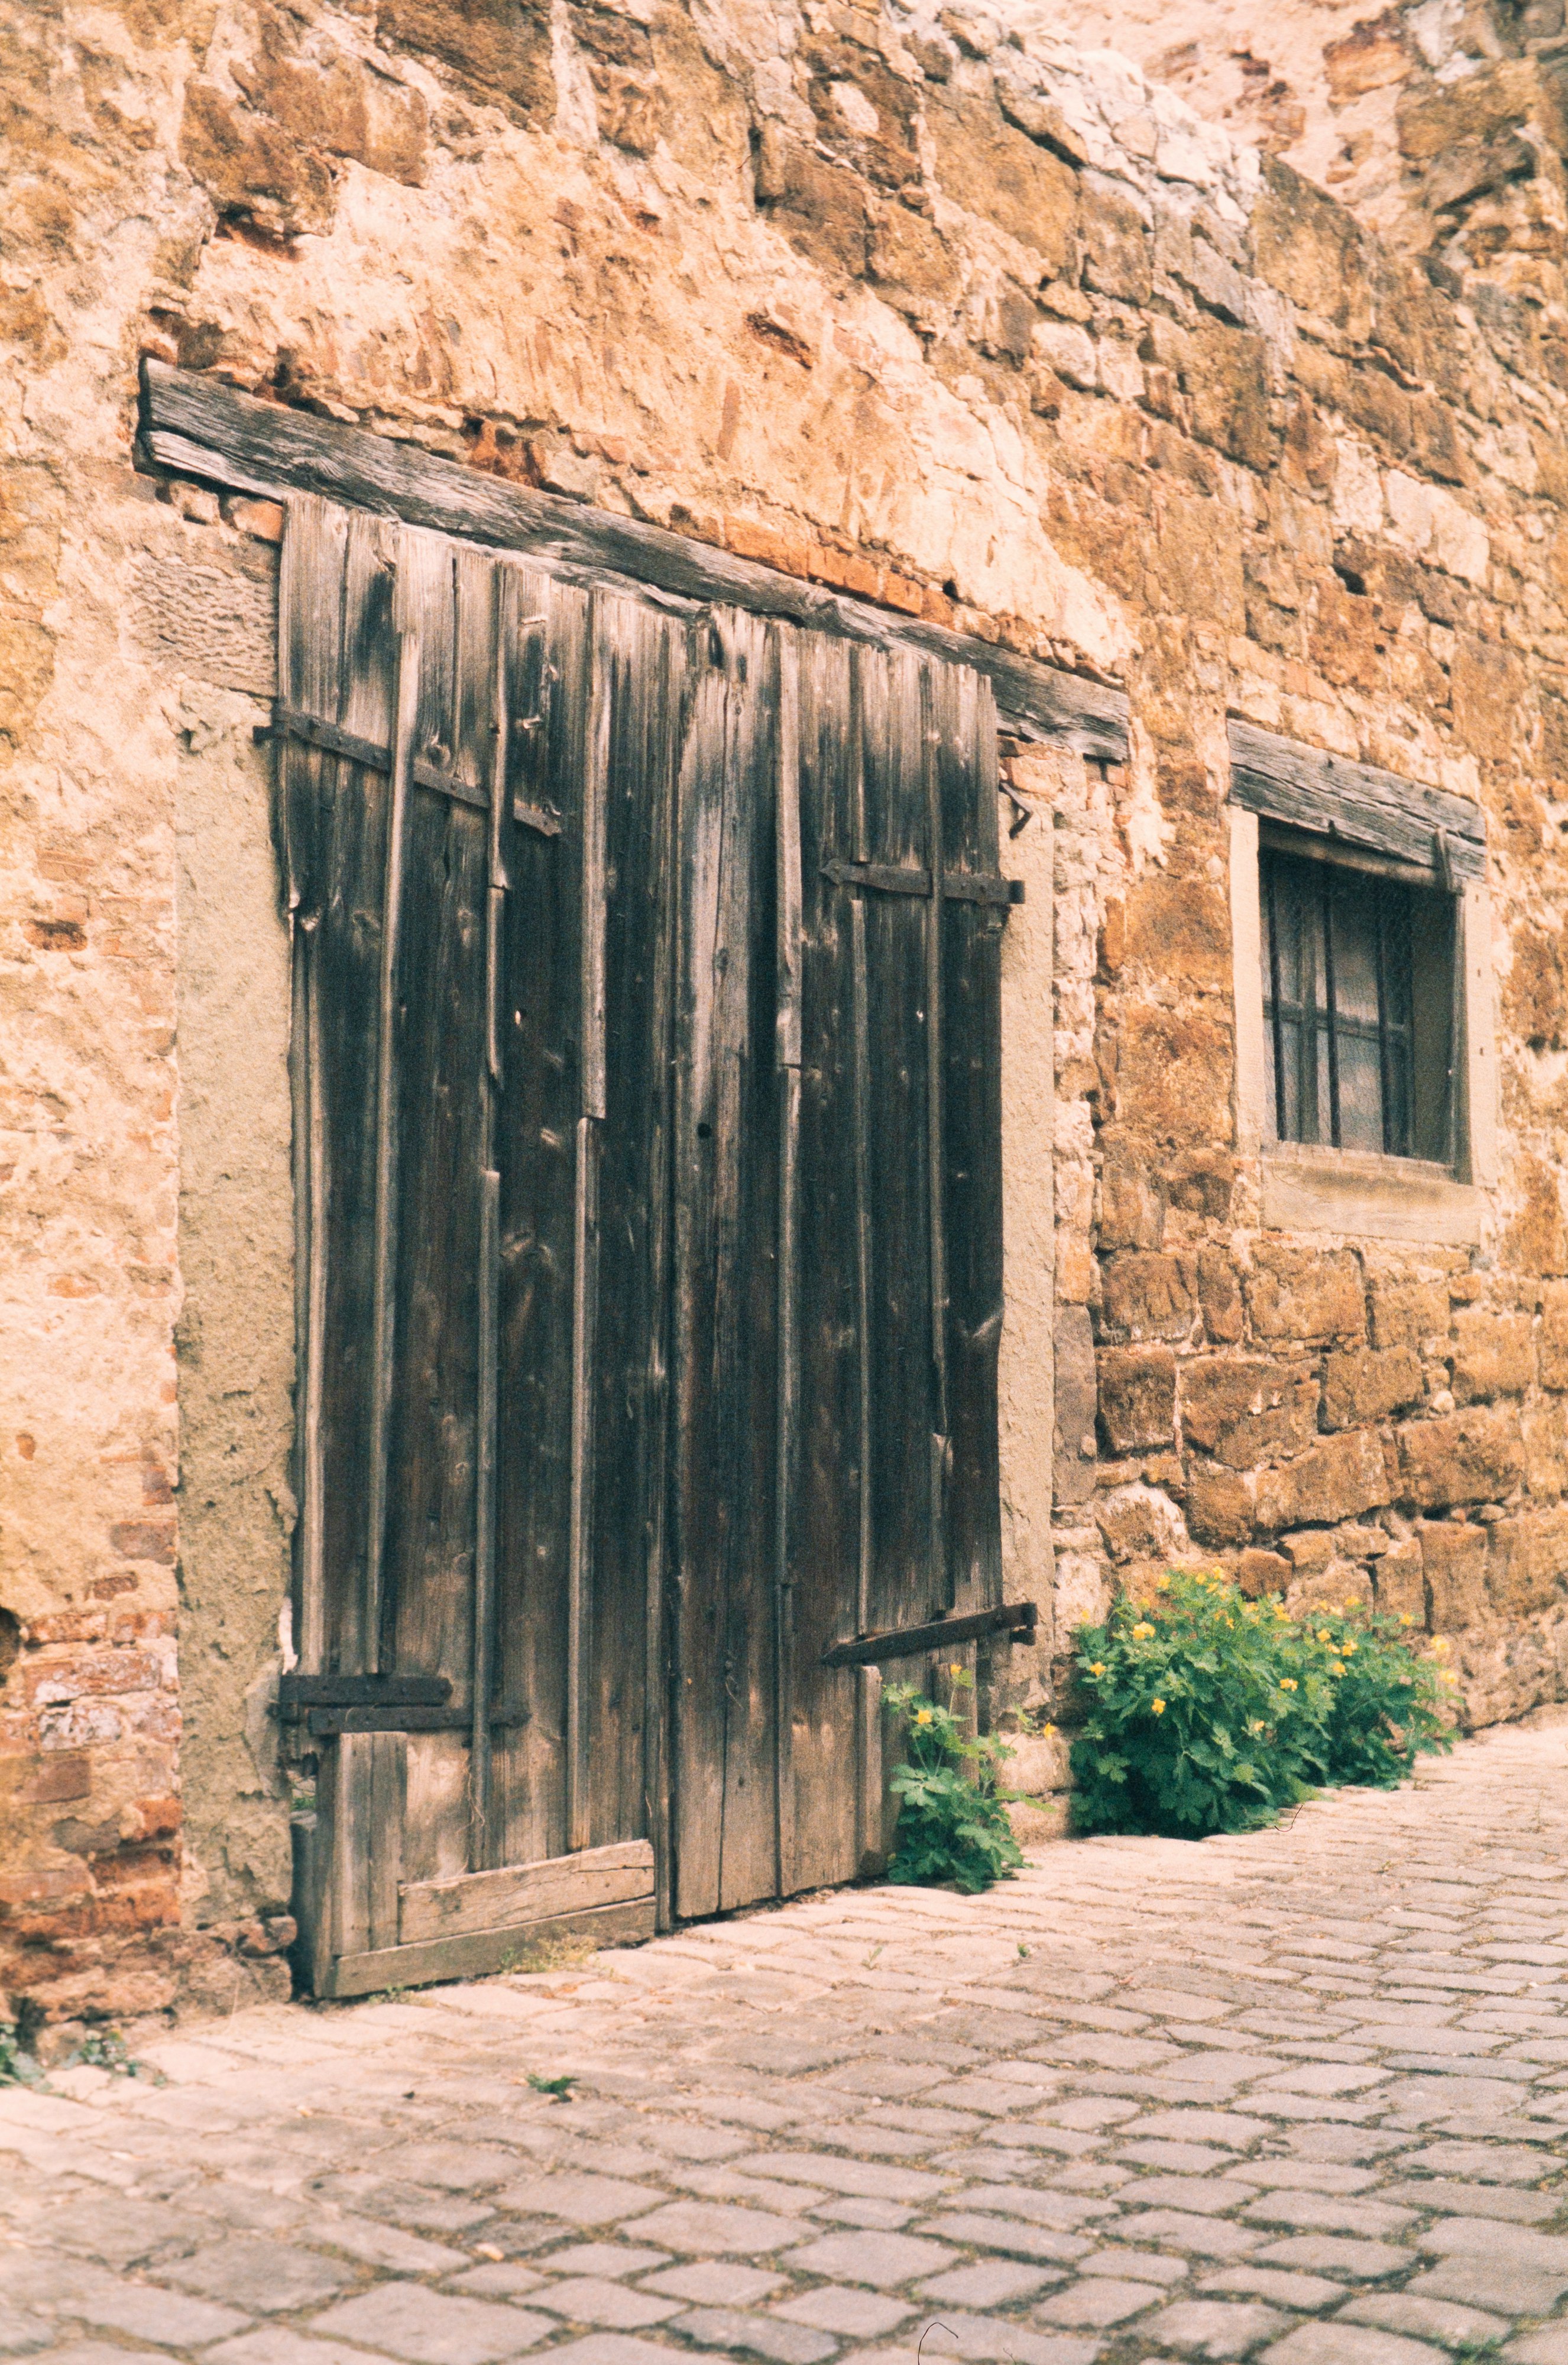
(670, 621), (730, 1921)
(317, 513), (399, 1676)
(469, 565), (516, 1872)
(329, 1731), (407, 1955)
(382, 534), (487, 1718)
(921, 667), (951, 1617)
(587, 592), (680, 1865)
(937, 666), (1006, 1615)
(773, 627), (801, 1900)
(364, 568), (422, 1673)
(278, 494), (348, 1679)
(787, 633), (865, 1893)
(861, 647), (940, 1642)
(495, 573), (590, 1872)
(325, 1893), (655, 1997)
(399, 1836), (655, 1943)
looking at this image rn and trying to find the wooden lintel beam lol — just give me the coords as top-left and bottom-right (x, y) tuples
(138, 361), (1130, 761)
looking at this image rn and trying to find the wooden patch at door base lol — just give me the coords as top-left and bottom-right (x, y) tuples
(322, 1893), (656, 1998)
(399, 1837), (655, 1944)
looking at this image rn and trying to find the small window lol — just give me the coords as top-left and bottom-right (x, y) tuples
(1261, 842), (1456, 1164)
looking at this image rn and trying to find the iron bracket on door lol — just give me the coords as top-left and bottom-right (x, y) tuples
(821, 857), (1025, 909)
(821, 1600), (1038, 1669)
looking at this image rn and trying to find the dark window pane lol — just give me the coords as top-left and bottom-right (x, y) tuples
(1261, 846), (1446, 1164)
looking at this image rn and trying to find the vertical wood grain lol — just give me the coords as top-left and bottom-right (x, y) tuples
(364, 611), (420, 1673)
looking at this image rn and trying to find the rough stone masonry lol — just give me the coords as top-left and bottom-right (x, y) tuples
(8, 0), (1568, 2029)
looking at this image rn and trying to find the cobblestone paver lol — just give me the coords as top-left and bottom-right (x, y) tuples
(7, 1717), (1568, 2365)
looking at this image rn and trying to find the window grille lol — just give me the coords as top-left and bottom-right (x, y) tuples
(1262, 845), (1453, 1162)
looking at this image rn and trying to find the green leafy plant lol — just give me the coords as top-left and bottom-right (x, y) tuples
(0, 2023), (43, 2087)
(883, 1670), (1025, 1894)
(1070, 1569), (1453, 1839)
(526, 2072), (577, 2101)
(67, 2029), (144, 2077)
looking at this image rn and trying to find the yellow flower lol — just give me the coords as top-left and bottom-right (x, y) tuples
(1279, 1677), (1298, 1692)
(1399, 1613), (1413, 1626)
(950, 1663), (963, 1677)
(914, 1708), (934, 1726)
(1156, 1576), (1171, 1591)
(1131, 1621), (1155, 1640)
(1433, 1637), (1450, 1655)
(1042, 1722), (1057, 1735)
(1341, 1640), (1357, 1657)
(1151, 1699), (1167, 1715)
(1088, 1662), (1106, 1679)
(1331, 1661), (1346, 1677)
(1441, 1670), (1459, 1685)
(1317, 1630), (1333, 1645)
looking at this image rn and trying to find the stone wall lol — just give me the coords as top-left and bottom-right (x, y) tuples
(5, 0), (1568, 2023)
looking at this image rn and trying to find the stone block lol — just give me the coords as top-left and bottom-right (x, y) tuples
(1187, 321), (1276, 472)
(1185, 1463), (1256, 1548)
(1094, 1484), (1188, 1566)
(1281, 1530), (1335, 1573)
(1097, 1347), (1175, 1453)
(179, 82), (337, 239)
(1148, 2299), (1287, 2357)
(1003, 1729), (1070, 1794)
(1178, 1356), (1318, 1469)
(930, 89), (1077, 270)
(1097, 1151), (1165, 1252)
(1397, 1406), (1525, 1509)
(236, 40), (430, 184)
(1080, 173), (1152, 304)
(166, 2241), (353, 2315)
(1100, 1252), (1196, 1343)
(309, 2289), (550, 2365)
(1369, 1274), (1451, 1350)
(666, 2308), (831, 2363)
(1258, 2324), (1437, 2365)
(1237, 1548), (1290, 1598)
(633, 2202), (805, 2254)
(867, 202), (960, 320)
(1115, 1006), (1233, 1148)
(1253, 155), (1371, 339)
(780, 2230), (957, 2286)
(1123, 873), (1232, 994)
(1285, 1560), (1373, 1616)
(1541, 1280), (1568, 1388)
(1420, 1521), (1489, 1630)
(1372, 1540), (1425, 1622)
(1321, 1348), (1424, 1430)
(1198, 1250), (1243, 1343)
(755, 128), (869, 277)
(1504, 1152), (1568, 1278)
(378, 0), (553, 126)
(1027, 2280), (1155, 2332)
(1168, 1152), (1237, 1222)
(1255, 1433), (1390, 1532)
(1054, 1304), (1098, 1507)
(1486, 1506), (1568, 1618)
(1450, 1308), (1534, 1404)
(1247, 1246), (1364, 1344)
(1524, 1400), (1567, 1499)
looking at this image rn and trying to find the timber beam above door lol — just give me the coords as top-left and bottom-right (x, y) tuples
(137, 361), (1129, 762)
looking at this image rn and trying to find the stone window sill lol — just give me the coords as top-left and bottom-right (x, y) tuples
(1260, 1142), (1483, 1245)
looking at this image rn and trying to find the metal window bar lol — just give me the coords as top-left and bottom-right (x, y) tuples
(1262, 850), (1420, 1160)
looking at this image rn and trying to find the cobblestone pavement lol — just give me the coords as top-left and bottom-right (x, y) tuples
(8, 1719), (1568, 2365)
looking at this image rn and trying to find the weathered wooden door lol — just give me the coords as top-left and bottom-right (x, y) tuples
(277, 496), (1009, 1993)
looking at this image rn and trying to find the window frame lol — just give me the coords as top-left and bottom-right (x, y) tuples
(1229, 799), (1495, 1247)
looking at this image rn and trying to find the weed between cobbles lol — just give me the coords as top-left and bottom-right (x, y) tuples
(1070, 1566), (1455, 1838)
